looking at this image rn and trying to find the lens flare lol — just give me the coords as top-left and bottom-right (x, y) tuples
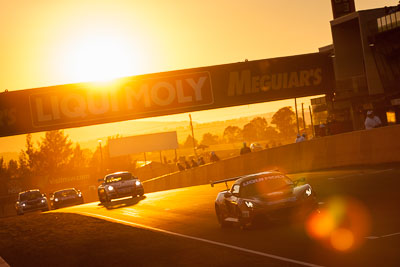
(330, 228), (354, 251)
(305, 196), (371, 252)
(306, 210), (336, 238)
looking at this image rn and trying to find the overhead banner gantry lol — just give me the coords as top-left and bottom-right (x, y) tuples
(0, 52), (334, 137)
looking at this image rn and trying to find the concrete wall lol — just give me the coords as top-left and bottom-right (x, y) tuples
(143, 125), (400, 193)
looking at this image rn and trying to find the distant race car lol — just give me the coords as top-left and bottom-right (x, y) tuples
(98, 171), (144, 204)
(49, 188), (84, 209)
(250, 142), (263, 152)
(211, 171), (317, 229)
(15, 189), (49, 215)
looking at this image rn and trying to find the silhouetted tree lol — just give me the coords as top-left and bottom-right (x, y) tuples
(271, 107), (297, 138)
(242, 117), (269, 141)
(200, 133), (219, 146)
(0, 157), (6, 180)
(20, 133), (39, 173)
(36, 130), (73, 175)
(223, 126), (243, 143)
(7, 159), (18, 179)
(69, 143), (90, 171)
(182, 135), (198, 148)
(242, 117), (279, 142)
(242, 122), (257, 142)
(0, 157), (7, 195)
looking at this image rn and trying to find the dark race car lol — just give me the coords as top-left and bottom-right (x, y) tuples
(211, 171), (317, 229)
(98, 171), (144, 204)
(49, 188), (84, 209)
(15, 189), (49, 215)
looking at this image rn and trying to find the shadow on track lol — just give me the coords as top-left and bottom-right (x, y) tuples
(98, 195), (146, 210)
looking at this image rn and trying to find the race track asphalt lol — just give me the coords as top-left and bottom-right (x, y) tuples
(58, 163), (400, 267)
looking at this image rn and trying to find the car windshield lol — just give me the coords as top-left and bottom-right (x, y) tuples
(19, 191), (42, 201)
(105, 173), (132, 183)
(55, 189), (77, 197)
(240, 175), (293, 198)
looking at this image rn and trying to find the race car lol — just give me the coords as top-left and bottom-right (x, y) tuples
(211, 171), (317, 228)
(98, 171), (144, 204)
(49, 188), (84, 209)
(15, 189), (49, 215)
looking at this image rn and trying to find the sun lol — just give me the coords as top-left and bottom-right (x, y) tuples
(63, 33), (145, 83)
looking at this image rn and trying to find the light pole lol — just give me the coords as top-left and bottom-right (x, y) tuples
(189, 114), (198, 159)
(98, 139), (103, 174)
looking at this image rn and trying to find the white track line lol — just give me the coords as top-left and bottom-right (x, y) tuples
(328, 169), (393, 180)
(0, 257), (10, 267)
(75, 211), (324, 267)
(366, 232), (400, 240)
(381, 232), (400, 238)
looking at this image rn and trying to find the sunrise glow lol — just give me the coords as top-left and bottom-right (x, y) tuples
(62, 33), (144, 82)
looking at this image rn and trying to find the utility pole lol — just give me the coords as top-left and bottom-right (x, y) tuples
(294, 98), (300, 135)
(189, 114), (198, 159)
(301, 103), (306, 131)
(98, 139), (103, 174)
(309, 105), (315, 138)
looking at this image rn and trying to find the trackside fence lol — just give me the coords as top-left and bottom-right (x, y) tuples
(143, 124), (400, 193)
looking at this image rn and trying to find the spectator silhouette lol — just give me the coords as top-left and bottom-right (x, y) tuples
(295, 134), (304, 143)
(364, 110), (382, 130)
(184, 160), (191, 169)
(210, 151), (220, 162)
(198, 156), (205, 165)
(240, 142), (251, 155)
(191, 158), (198, 168)
(176, 162), (185, 171)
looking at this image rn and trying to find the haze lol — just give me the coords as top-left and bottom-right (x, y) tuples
(0, 0), (397, 154)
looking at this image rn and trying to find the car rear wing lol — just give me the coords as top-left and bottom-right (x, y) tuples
(210, 176), (244, 188)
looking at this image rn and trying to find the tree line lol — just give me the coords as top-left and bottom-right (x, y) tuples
(182, 106), (306, 147)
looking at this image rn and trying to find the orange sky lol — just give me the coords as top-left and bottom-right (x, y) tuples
(0, 0), (398, 153)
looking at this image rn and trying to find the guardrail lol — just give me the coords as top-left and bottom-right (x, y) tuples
(143, 124), (400, 193)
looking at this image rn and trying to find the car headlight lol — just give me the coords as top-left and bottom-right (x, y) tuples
(305, 188), (312, 197)
(55, 198), (59, 202)
(21, 203), (26, 207)
(107, 185), (114, 191)
(41, 199), (46, 203)
(245, 201), (254, 208)
(78, 193), (82, 197)
(135, 180), (141, 186)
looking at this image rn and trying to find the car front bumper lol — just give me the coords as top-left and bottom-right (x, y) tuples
(107, 186), (144, 200)
(17, 202), (48, 213)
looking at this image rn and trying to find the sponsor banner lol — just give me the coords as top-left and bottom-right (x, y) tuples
(0, 53), (334, 137)
(49, 174), (91, 185)
(108, 131), (179, 157)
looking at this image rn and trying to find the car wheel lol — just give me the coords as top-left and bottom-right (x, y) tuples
(17, 211), (24, 216)
(236, 206), (248, 230)
(99, 193), (108, 204)
(215, 205), (230, 228)
(103, 194), (110, 204)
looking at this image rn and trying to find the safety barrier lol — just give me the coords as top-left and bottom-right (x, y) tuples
(143, 125), (400, 193)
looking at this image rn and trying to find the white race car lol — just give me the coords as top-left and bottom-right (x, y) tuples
(98, 171), (144, 204)
(15, 189), (49, 215)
